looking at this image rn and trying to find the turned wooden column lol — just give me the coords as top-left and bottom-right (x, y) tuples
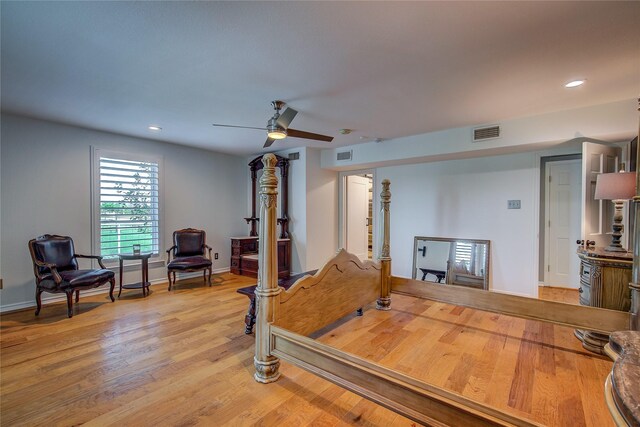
(377, 179), (392, 310)
(254, 153), (281, 383)
(245, 165), (258, 237)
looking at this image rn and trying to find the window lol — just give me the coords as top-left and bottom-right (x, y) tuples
(92, 149), (162, 260)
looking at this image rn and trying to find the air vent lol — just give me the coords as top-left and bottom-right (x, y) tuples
(288, 152), (300, 160)
(473, 125), (501, 142)
(336, 150), (352, 161)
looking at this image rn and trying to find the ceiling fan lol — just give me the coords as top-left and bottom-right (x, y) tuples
(213, 100), (334, 148)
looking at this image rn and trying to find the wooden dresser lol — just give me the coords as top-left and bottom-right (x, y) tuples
(230, 236), (290, 279)
(575, 246), (632, 354)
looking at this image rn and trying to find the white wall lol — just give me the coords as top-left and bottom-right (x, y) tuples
(0, 113), (248, 311)
(265, 147), (338, 274)
(305, 148), (338, 270)
(378, 152), (542, 297)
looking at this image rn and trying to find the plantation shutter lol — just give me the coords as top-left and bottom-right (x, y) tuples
(99, 157), (160, 258)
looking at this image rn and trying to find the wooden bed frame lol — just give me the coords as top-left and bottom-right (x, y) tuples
(252, 153), (640, 427)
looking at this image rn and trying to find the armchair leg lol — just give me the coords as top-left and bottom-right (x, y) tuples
(167, 271), (172, 291)
(35, 288), (43, 316)
(75, 290), (80, 303)
(109, 278), (115, 302)
(65, 290), (74, 318)
(203, 269), (206, 283)
(208, 268), (212, 286)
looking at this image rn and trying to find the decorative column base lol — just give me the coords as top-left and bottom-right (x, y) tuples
(254, 356), (281, 383)
(376, 297), (391, 311)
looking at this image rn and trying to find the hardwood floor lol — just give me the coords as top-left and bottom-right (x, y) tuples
(1, 275), (611, 426)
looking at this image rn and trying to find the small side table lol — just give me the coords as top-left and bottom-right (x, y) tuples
(118, 253), (152, 297)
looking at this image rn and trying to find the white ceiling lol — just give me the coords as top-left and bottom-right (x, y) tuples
(1, 2), (639, 156)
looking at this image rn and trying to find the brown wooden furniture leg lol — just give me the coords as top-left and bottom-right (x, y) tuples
(109, 278), (115, 301)
(244, 296), (256, 334)
(35, 288), (43, 315)
(65, 290), (73, 318)
(75, 290), (80, 303)
(118, 257), (124, 297)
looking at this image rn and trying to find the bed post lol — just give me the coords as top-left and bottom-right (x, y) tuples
(377, 179), (392, 310)
(254, 153), (282, 383)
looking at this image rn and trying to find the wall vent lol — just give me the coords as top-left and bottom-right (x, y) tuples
(337, 150), (352, 161)
(288, 152), (300, 160)
(473, 125), (501, 142)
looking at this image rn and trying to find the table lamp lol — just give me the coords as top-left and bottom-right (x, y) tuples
(594, 171), (637, 252)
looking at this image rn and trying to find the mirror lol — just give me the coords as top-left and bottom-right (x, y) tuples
(412, 237), (490, 290)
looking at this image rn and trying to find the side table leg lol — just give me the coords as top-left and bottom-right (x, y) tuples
(118, 258), (123, 297)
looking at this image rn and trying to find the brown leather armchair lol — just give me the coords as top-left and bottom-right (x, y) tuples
(166, 228), (213, 290)
(28, 235), (115, 318)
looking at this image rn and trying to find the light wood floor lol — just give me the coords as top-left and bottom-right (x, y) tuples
(1, 275), (611, 426)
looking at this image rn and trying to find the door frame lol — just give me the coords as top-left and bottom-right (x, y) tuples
(538, 154), (582, 285)
(338, 169), (376, 258)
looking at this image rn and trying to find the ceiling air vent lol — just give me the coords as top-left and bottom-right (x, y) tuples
(288, 152), (300, 160)
(336, 150), (352, 161)
(473, 125), (501, 142)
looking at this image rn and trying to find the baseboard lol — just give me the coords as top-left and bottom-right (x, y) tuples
(0, 267), (230, 314)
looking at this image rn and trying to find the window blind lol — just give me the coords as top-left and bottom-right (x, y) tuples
(99, 157), (159, 258)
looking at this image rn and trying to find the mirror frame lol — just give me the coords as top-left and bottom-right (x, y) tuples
(412, 236), (491, 290)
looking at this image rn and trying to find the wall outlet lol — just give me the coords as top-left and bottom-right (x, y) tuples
(214, 253), (219, 260)
(507, 200), (521, 209)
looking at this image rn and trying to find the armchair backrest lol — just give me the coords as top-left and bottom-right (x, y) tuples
(28, 234), (78, 276)
(173, 228), (206, 257)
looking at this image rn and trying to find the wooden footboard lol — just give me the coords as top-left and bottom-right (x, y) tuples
(275, 249), (381, 336)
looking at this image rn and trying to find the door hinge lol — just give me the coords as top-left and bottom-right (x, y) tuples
(547, 265), (550, 272)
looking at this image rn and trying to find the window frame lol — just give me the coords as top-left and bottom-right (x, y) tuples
(91, 147), (164, 265)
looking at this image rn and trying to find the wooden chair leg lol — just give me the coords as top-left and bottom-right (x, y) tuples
(65, 290), (74, 318)
(203, 269), (206, 283)
(75, 289), (80, 303)
(109, 278), (115, 302)
(172, 271), (176, 288)
(167, 271), (172, 291)
(35, 288), (43, 316)
(208, 268), (212, 286)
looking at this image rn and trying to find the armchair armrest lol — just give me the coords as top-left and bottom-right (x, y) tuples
(74, 253), (107, 269)
(166, 245), (176, 262)
(204, 244), (213, 260)
(33, 259), (62, 284)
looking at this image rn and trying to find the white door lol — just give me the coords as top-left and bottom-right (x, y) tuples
(346, 175), (370, 260)
(545, 160), (581, 288)
(581, 142), (621, 248)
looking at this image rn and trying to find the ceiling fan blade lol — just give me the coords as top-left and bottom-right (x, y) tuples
(263, 137), (276, 148)
(287, 128), (334, 142)
(276, 107), (298, 128)
(212, 123), (266, 131)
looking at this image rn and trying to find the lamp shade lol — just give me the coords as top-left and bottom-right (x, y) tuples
(594, 172), (636, 200)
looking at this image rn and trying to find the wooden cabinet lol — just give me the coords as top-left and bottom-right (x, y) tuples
(574, 247), (632, 354)
(230, 236), (290, 279)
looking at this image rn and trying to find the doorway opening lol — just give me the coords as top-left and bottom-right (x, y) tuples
(340, 171), (374, 261)
(539, 155), (581, 289)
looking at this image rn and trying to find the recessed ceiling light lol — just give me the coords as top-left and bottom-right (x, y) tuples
(565, 80), (585, 88)
(148, 125), (162, 131)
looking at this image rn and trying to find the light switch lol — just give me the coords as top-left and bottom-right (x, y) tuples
(507, 200), (521, 209)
